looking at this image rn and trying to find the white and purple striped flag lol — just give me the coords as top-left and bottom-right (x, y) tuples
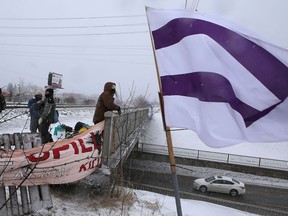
(146, 8), (288, 147)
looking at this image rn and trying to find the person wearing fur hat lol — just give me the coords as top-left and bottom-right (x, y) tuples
(38, 88), (56, 144)
(93, 82), (121, 124)
(28, 90), (44, 133)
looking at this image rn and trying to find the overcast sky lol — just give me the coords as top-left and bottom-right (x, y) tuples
(0, 0), (287, 99)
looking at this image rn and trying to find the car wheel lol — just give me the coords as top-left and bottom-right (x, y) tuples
(230, 189), (238, 197)
(199, 186), (207, 193)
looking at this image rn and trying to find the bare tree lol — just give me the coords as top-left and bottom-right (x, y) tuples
(132, 95), (151, 108)
(64, 96), (76, 104)
(83, 99), (96, 105)
(6, 83), (14, 102)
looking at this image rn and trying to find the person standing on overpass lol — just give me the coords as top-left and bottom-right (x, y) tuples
(93, 82), (121, 124)
(28, 90), (44, 133)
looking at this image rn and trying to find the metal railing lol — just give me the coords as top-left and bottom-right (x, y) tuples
(102, 108), (149, 167)
(5, 102), (95, 109)
(137, 143), (288, 171)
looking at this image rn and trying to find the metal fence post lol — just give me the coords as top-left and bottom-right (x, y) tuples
(14, 133), (30, 215)
(102, 111), (115, 165)
(31, 134), (53, 210)
(3, 134), (19, 216)
(22, 133), (42, 213)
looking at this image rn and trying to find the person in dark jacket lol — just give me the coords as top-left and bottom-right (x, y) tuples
(0, 88), (6, 113)
(38, 88), (56, 144)
(93, 82), (121, 124)
(28, 90), (44, 133)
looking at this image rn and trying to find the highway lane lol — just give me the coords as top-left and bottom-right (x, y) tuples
(123, 168), (288, 214)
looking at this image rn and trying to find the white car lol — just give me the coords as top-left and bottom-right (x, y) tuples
(193, 176), (245, 197)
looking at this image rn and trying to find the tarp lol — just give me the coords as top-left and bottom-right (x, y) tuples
(0, 122), (104, 186)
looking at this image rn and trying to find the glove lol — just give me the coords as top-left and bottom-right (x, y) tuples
(117, 107), (121, 115)
(38, 118), (43, 125)
(37, 100), (44, 105)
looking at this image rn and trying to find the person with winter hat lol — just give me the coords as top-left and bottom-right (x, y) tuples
(0, 88), (6, 113)
(28, 90), (44, 133)
(38, 88), (56, 144)
(93, 82), (121, 124)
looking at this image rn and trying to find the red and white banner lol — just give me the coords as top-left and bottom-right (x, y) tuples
(0, 122), (104, 186)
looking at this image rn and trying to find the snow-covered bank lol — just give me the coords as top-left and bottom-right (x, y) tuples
(144, 111), (288, 161)
(32, 187), (257, 216)
(129, 159), (288, 189)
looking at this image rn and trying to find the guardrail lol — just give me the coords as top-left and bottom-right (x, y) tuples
(5, 102), (95, 109)
(137, 143), (288, 171)
(102, 108), (149, 167)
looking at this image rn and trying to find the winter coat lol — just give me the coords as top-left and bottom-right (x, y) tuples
(0, 94), (6, 113)
(41, 97), (56, 124)
(93, 82), (120, 124)
(28, 96), (43, 119)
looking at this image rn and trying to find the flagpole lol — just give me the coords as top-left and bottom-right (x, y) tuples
(145, 7), (183, 216)
(158, 88), (183, 216)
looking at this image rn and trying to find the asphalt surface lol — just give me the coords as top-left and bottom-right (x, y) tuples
(123, 166), (288, 215)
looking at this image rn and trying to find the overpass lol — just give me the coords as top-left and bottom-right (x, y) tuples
(101, 108), (150, 168)
(0, 107), (150, 216)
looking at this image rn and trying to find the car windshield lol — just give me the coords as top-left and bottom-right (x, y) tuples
(232, 178), (240, 184)
(204, 176), (215, 182)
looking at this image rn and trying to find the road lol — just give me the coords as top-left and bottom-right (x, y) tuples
(123, 167), (288, 215)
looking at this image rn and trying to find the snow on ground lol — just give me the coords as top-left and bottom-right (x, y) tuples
(33, 187), (257, 216)
(144, 109), (288, 161)
(1, 107), (286, 215)
(0, 107), (94, 135)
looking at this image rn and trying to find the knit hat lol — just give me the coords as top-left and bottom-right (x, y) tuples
(35, 90), (42, 96)
(45, 88), (54, 95)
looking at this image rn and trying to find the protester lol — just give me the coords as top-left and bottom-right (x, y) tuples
(93, 82), (121, 124)
(38, 88), (56, 144)
(0, 88), (6, 113)
(28, 90), (44, 133)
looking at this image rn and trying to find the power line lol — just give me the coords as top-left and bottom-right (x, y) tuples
(0, 65), (46, 80)
(0, 42), (149, 50)
(0, 23), (147, 29)
(0, 30), (148, 37)
(0, 50), (152, 57)
(0, 14), (145, 20)
(0, 53), (154, 65)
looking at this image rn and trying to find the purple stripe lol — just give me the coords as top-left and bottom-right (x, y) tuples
(161, 72), (281, 127)
(153, 18), (288, 100)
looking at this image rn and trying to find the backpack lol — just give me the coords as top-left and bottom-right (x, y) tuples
(0, 96), (6, 113)
(52, 110), (59, 124)
(74, 121), (89, 132)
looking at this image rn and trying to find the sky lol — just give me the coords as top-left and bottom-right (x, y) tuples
(0, 0), (288, 99)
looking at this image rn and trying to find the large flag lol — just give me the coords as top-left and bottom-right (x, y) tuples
(146, 8), (288, 147)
